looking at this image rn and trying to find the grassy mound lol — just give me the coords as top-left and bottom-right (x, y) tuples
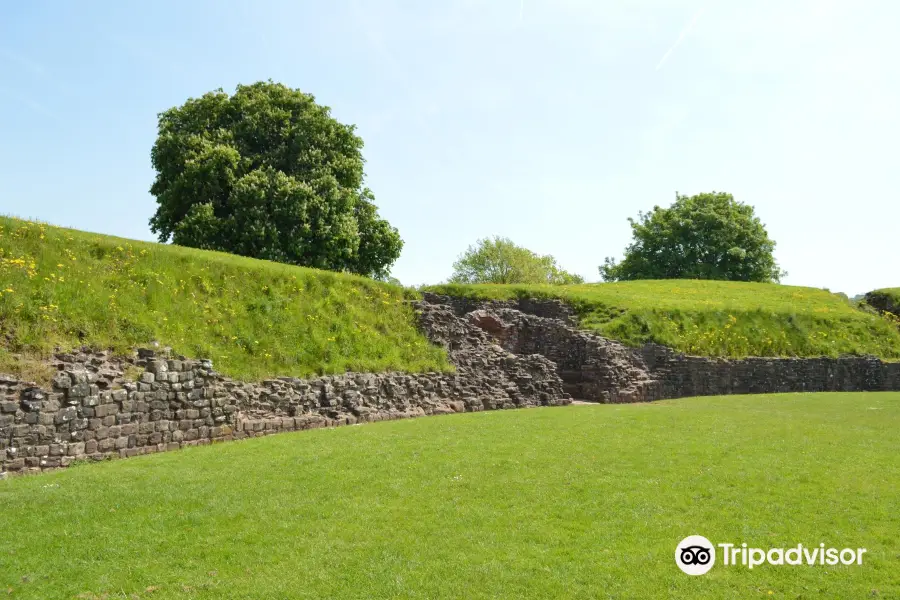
(1, 392), (898, 598)
(0, 217), (450, 381)
(425, 281), (900, 359)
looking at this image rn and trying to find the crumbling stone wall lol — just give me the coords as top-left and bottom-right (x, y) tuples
(0, 301), (570, 476)
(5, 293), (900, 477)
(640, 346), (900, 397)
(435, 294), (900, 403)
(423, 292), (579, 325)
(465, 307), (662, 402)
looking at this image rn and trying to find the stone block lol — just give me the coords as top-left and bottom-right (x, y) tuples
(94, 404), (118, 418)
(69, 383), (91, 398)
(150, 360), (168, 375)
(39, 457), (61, 468)
(67, 442), (85, 457)
(55, 406), (77, 424)
(52, 371), (72, 389)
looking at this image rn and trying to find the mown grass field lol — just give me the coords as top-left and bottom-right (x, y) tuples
(0, 217), (450, 382)
(426, 281), (900, 359)
(0, 392), (897, 599)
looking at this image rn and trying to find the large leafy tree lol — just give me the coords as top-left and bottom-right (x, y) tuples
(600, 192), (785, 283)
(449, 237), (584, 285)
(149, 81), (402, 278)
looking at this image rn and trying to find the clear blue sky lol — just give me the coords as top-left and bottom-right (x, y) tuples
(2, 0), (897, 295)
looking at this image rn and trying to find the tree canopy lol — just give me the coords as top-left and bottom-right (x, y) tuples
(149, 81), (402, 279)
(449, 237), (584, 285)
(599, 192), (784, 283)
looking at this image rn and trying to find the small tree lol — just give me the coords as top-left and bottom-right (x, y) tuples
(149, 81), (402, 279)
(600, 192), (785, 283)
(449, 237), (584, 285)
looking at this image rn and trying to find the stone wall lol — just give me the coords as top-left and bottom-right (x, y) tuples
(641, 346), (900, 398)
(435, 294), (900, 403)
(5, 293), (900, 476)
(423, 292), (579, 325)
(0, 301), (571, 476)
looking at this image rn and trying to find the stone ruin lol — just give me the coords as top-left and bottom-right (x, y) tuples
(2, 294), (900, 476)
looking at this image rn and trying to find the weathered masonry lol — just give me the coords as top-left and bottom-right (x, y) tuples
(3, 296), (899, 476)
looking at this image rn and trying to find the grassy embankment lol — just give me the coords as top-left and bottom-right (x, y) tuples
(3, 214), (898, 383)
(0, 216), (451, 382)
(426, 281), (900, 359)
(0, 392), (898, 598)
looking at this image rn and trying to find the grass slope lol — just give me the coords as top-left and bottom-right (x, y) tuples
(0, 217), (450, 381)
(1, 393), (898, 598)
(426, 281), (900, 359)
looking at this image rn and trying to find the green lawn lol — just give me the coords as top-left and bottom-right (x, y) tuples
(1, 392), (898, 599)
(0, 216), (450, 382)
(426, 281), (900, 359)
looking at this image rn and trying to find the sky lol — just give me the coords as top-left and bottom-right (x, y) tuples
(1, 0), (898, 296)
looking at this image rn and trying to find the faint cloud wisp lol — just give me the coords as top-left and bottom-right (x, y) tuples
(655, 5), (707, 71)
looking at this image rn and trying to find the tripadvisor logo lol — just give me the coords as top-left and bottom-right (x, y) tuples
(676, 535), (716, 575)
(675, 535), (867, 576)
